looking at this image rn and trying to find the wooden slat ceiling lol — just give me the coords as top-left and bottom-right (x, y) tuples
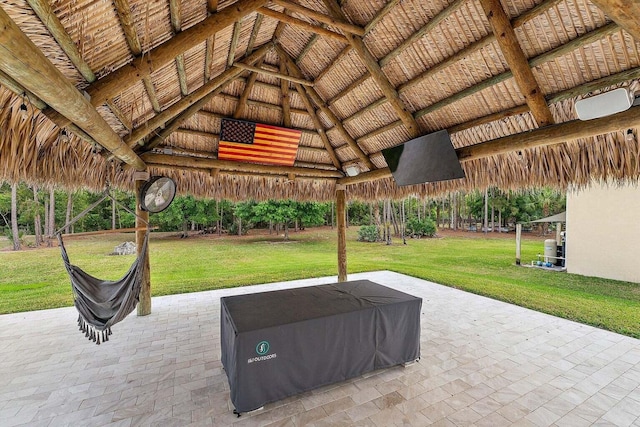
(0, 0), (638, 200)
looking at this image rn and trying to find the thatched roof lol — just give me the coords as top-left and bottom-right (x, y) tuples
(0, 0), (639, 201)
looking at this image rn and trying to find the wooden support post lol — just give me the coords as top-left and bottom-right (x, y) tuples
(336, 185), (347, 282)
(515, 223), (522, 265)
(135, 180), (151, 316)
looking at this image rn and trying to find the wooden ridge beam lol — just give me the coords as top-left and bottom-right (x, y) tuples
(125, 43), (272, 148)
(258, 7), (348, 42)
(379, 0), (465, 67)
(323, 0), (421, 138)
(279, 45), (375, 170)
(479, 0), (554, 127)
(457, 106), (640, 162)
(142, 153), (344, 178)
(589, 0), (640, 41)
(364, 0), (400, 35)
(85, 0), (269, 107)
(27, 0), (97, 83)
(271, 0), (365, 35)
(233, 63), (314, 85)
(0, 7), (145, 170)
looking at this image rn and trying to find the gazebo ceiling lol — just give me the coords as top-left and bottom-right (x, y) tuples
(0, 0), (639, 201)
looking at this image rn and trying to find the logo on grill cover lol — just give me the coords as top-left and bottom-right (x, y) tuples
(256, 341), (270, 355)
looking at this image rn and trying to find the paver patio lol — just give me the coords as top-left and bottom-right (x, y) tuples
(1, 271), (639, 426)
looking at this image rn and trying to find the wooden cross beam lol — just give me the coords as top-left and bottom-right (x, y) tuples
(227, 20), (243, 68)
(258, 7), (348, 42)
(479, 0), (554, 127)
(338, 106), (640, 185)
(233, 63), (314, 85)
(142, 153), (344, 178)
(204, 0), (218, 82)
(280, 62), (292, 127)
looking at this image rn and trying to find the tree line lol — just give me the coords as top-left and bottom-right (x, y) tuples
(0, 182), (565, 250)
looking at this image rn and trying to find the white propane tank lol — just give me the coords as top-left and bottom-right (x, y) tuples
(544, 239), (556, 263)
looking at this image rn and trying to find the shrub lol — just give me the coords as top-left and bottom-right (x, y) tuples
(406, 217), (436, 238)
(357, 225), (380, 242)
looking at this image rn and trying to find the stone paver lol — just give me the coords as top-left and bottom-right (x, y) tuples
(1, 271), (639, 426)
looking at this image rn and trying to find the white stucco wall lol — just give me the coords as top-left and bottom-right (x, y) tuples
(566, 181), (640, 283)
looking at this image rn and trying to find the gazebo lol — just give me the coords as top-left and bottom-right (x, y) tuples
(1, 0), (639, 315)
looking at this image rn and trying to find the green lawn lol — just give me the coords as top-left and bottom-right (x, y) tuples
(1, 228), (639, 338)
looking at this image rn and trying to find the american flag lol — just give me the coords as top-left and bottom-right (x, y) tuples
(218, 119), (301, 166)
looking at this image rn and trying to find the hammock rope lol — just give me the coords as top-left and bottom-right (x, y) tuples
(56, 188), (150, 344)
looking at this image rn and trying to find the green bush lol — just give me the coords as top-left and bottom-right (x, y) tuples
(406, 217), (436, 238)
(357, 225), (380, 242)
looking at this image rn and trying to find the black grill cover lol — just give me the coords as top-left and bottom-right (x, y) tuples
(220, 280), (422, 412)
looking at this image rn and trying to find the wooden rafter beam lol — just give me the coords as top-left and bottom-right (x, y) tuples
(106, 100), (133, 131)
(338, 23), (620, 141)
(296, 34), (319, 64)
(589, 0), (640, 41)
(278, 45), (375, 170)
(258, 7), (348, 42)
(234, 60), (263, 118)
(169, 0), (182, 32)
(479, 0), (554, 127)
(85, 0), (269, 107)
(0, 7), (145, 169)
(271, 0), (365, 35)
(233, 63), (314, 85)
(176, 55), (189, 96)
(313, 45), (351, 83)
(379, 0), (465, 67)
(113, 0), (143, 55)
(246, 14), (264, 54)
(323, 0), (421, 138)
(0, 69), (104, 150)
(125, 43), (273, 148)
(27, 0), (96, 83)
(142, 153), (344, 178)
(142, 77), (162, 113)
(292, 82), (341, 169)
(364, 0), (400, 35)
(280, 62), (292, 127)
(227, 20), (243, 68)
(204, 0), (218, 82)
